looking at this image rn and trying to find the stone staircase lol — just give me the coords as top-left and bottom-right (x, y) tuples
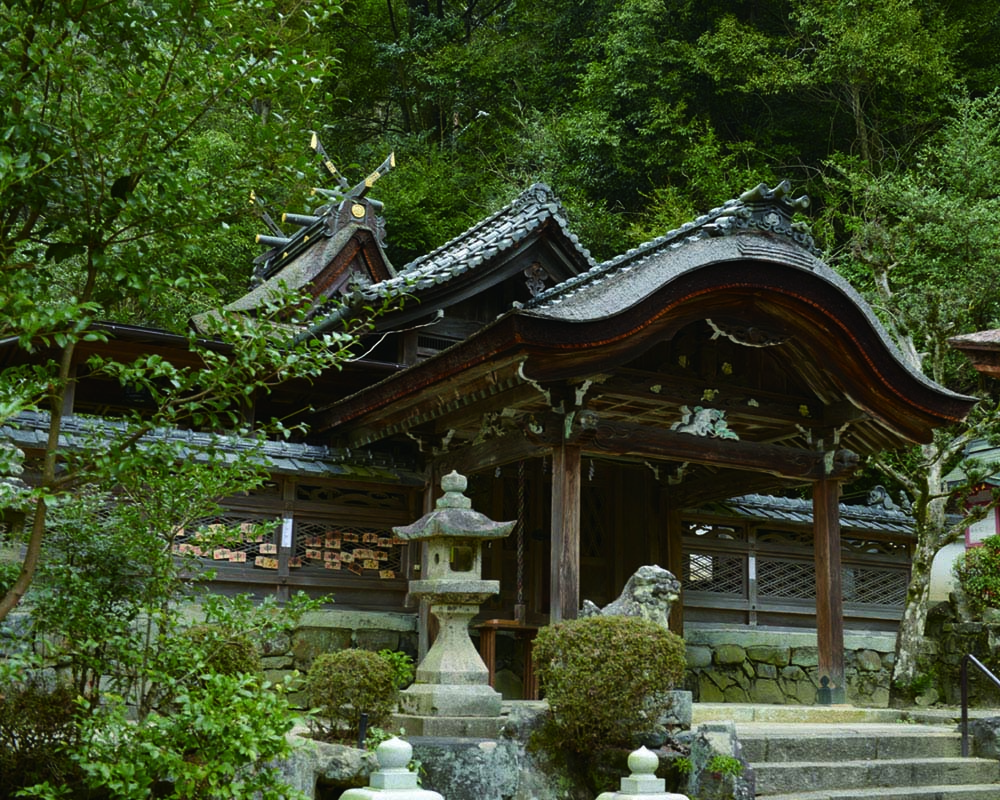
(693, 704), (1000, 800)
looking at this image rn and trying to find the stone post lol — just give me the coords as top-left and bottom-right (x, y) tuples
(595, 747), (690, 800)
(340, 737), (444, 800)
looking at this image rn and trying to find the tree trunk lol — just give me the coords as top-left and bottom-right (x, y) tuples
(0, 343), (75, 623)
(890, 449), (955, 702)
(891, 537), (936, 700)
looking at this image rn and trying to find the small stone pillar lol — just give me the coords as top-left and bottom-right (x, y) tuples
(595, 747), (690, 800)
(340, 737), (443, 800)
(392, 471), (514, 737)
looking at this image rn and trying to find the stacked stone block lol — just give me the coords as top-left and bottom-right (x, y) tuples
(684, 629), (896, 707)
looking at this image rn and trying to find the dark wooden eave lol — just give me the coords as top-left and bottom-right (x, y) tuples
(949, 329), (1000, 378)
(311, 237), (973, 459)
(313, 234), (975, 500)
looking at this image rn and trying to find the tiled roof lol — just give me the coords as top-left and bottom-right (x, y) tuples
(514, 182), (971, 413)
(339, 183), (593, 304)
(694, 491), (919, 536)
(3, 411), (422, 484)
(525, 181), (819, 312)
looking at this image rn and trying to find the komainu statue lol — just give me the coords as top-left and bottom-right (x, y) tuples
(580, 564), (681, 629)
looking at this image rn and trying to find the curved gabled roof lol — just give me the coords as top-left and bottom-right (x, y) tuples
(311, 183), (975, 461)
(509, 235), (973, 440)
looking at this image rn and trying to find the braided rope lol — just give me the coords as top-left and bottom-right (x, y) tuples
(516, 460), (525, 610)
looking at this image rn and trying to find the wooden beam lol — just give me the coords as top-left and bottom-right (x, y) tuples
(550, 443), (582, 623)
(417, 477), (436, 664)
(570, 416), (859, 481)
(814, 477), (846, 701)
(433, 432), (550, 478)
(670, 471), (803, 508)
(336, 359), (531, 447)
(600, 371), (830, 427)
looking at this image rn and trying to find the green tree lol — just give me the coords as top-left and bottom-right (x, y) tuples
(1, 0), (342, 325)
(0, 0), (356, 624)
(824, 94), (1000, 692)
(695, 0), (963, 176)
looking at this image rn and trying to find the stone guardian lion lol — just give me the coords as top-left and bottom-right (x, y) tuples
(579, 564), (681, 629)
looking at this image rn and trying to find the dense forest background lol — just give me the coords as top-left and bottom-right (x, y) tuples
(6, 0), (1000, 344)
(4, 0), (1000, 690)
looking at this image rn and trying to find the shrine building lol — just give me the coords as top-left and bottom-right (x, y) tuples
(0, 177), (976, 700)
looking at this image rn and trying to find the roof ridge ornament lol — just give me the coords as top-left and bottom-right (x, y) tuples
(250, 135), (396, 285)
(712, 180), (821, 256)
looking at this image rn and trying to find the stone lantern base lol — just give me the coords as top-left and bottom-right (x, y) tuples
(395, 651), (505, 737)
(392, 710), (505, 739)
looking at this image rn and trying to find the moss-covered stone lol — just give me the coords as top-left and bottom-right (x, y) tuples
(685, 645), (712, 668)
(258, 630), (292, 656)
(750, 678), (785, 705)
(292, 627), (353, 668)
(747, 645), (790, 666)
(855, 649), (883, 672)
(790, 647), (818, 667)
(699, 674), (726, 702)
(790, 678), (817, 705)
(354, 628), (400, 652)
(723, 684), (748, 702)
(262, 654), (295, 671)
(714, 644), (746, 665)
(756, 663), (777, 680)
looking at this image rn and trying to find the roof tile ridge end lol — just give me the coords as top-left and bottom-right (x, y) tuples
(399, 183), (559, 274)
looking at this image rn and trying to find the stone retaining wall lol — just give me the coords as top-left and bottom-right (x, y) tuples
(1, 607), (417, 704)
(256, 609), (418, 697)
(683, 627), (897, 707)
(919, 600), (1000, 707)
(9, 606), (907, 709)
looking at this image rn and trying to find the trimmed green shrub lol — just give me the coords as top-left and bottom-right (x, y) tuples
(533, 615), (686, 753)
(0, 678), (84, 798)
(183, 624), (262, 677)
(306, 649), (398, 742)
(955, 534), (1000, 614)
(378, 648), (415, 690)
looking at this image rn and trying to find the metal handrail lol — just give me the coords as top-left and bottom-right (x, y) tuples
(960, 653), (1000, 756)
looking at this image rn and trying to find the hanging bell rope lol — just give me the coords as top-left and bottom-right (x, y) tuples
(515, 460), (526, 624)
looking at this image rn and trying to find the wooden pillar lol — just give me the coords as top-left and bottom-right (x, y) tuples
(417, 474), (437, 663)
(61, 361), (78, 418)
(814, 476), (846, 701)
(654, 488), (685, 635)
(549, 443), (582, 623)
(276, 480), (295, 603)
(664, 500), (685, 637)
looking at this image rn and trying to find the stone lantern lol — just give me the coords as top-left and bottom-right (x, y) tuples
(392, 470), (514, 736)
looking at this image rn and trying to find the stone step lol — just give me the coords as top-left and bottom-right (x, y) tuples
(735, 723), (962, 762)
(758, 784), (1000, 800)
(753, 756), (1000, 796)
(694, 702), (999, 726)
